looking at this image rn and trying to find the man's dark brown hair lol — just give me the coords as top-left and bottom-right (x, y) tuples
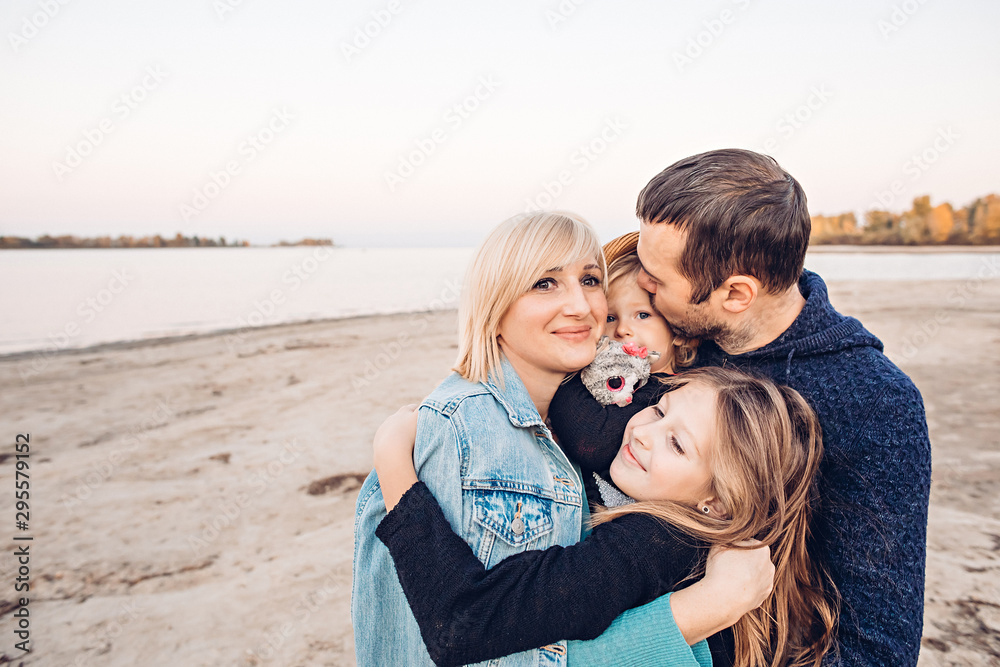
(636, 148), (811, 304)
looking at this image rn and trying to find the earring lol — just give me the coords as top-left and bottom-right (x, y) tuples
(701, 506), (711, 514)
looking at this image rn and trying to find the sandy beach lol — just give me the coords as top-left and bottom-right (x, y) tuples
(2, 276), (998, 666)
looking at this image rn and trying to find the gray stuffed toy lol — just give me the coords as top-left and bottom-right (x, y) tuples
(580, 337), (660, 407)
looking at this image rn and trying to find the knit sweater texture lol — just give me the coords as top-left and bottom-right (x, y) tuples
(693, 270), (932, 666)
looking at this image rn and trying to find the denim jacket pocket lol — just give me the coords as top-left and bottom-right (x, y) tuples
(472, 488), (555, 554)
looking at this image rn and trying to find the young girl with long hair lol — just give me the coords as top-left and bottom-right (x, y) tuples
(374, 366), (838, 667)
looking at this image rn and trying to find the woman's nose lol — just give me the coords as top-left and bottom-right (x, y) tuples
(561, 282), (590, 316)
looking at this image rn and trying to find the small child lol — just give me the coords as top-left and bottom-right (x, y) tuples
(549, 233), (699, 504)
(603, 246), (698, 375)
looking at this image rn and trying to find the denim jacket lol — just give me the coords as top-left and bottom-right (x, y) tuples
(352, 357), (697, 666)
(353, 357), (584, 666)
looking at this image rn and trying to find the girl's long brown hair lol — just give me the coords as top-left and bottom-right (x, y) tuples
(592, 366), (838, 667)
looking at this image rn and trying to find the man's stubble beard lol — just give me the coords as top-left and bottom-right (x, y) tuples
(666, 302), (755, 355)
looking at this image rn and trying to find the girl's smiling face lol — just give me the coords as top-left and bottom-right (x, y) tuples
(609, 381), (718, 507)
(604, 277), (676, 373)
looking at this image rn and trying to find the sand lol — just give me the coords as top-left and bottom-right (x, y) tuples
(1, 276), (998, 666)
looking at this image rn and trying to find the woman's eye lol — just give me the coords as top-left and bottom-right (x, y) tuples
(671, 435), (684, 455)
(652, 406), (664, 418)
(582, 275), (602, 287)
(533, 278), (555, 290)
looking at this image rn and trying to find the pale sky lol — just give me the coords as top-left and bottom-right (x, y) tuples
(2, 0), (997, 247)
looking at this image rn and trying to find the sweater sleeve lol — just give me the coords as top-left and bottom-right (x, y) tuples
(567, 594), (713, 667)
(818, 378), (931, 666)
(549, 374), (664, 473)
(377, 481), (704, 667)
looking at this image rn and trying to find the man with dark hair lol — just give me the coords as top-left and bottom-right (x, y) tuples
(635, 149), (931, 666)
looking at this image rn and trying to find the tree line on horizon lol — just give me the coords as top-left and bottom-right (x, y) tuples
(4, 199), (997, 249)
(0, 233), (335, 249)
(811, 193), (1000, 245)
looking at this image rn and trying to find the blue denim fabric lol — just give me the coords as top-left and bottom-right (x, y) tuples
(353, 357), (585, 666)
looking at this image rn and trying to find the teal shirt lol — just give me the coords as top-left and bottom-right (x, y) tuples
(569, 593), (712, 666)
(571, 464), (711, 666)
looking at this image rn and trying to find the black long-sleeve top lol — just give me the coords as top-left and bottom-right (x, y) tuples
(548, 373), (666, 503)
(376, 481), (705, 667)
(377, 371), (735, 666)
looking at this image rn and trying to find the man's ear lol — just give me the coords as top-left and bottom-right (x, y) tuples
(719, 275), (758, 314)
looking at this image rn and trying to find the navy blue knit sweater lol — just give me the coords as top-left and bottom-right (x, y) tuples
(694, 270), (932, 666)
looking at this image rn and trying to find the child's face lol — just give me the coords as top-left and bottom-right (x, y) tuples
(609, 382), (716, 506)
(605, 276), (676, 373)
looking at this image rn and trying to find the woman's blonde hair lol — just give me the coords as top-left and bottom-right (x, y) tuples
(605, 252), (699, 369)
(594, 367), (838, 667)
(453, 211), (605, 387)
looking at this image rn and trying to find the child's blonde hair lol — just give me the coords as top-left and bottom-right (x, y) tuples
(453, 211), (605, 387)
(605, 251), (698, 370)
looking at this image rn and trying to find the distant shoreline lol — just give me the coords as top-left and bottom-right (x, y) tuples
(806, 245), (1000, 254)
(7, 264), (999, 360)
(4, 250), (995, 361)
(0, 234), (333, 250)
(0, 309), (455, 362)
(2, 244), (997, 252)
(0, 244), (334, 250)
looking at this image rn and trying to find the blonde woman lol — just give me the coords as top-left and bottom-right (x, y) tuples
(351, 212), (772, 666)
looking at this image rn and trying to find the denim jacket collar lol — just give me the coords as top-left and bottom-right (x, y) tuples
(484, 355), (547, 429)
